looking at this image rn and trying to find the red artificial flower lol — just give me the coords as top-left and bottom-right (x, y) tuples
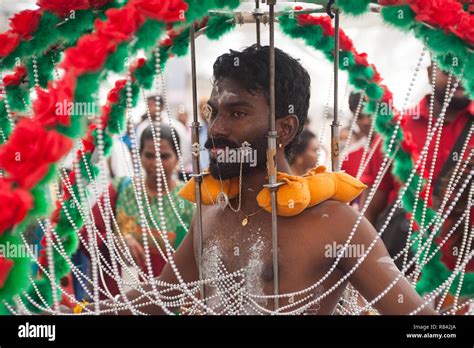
(0, 178), (34, 235)
(131, 57), (146, 73)
(2, 66), (27, 87)
(95, 7), (144, 42)
(37, 0), (90, 17)
(51, 200), (62, 223)
(9, 9), (41, 39)
(60, 34), (116, 76)
(132, 0), (188, 22)
(100, 103), (111, 125)
(450, 12), (474, 46)
(339, 30), (354, 51)
(0, 255), (14, 289)
(107, 79), (126, 103)
(160, 37), (173, 46)
(298, 15), (334, 36)
(55, 74), (76, 123)
(33, 75), (75, 128)
(410, 0), (463, 29)
(354, 51), (369, 66)
(0, 30), (20, 57)
(33, 86), (59, 128)
(380, 85), (394, 103)
(0, 119), (73, 189)
(82, 125), (97, 153)
(371, 66), (383, 83)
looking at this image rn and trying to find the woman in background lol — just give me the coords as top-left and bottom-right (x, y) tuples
(116, 124), (195, 277)
(287, 129), (319, 176)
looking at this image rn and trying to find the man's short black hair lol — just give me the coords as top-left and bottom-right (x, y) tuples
(212, 44), (311, 157)
(348, 92), (364, 115)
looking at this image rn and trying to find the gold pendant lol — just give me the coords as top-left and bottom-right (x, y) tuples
(242, 217), (248, 226)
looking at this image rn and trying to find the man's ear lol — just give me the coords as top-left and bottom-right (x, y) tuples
(276, 114), (299, 149)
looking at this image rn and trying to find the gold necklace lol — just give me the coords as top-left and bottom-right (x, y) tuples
(241, 206), (265, 226)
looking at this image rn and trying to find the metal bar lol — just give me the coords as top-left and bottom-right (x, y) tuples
(255, 0), (261, 45)
(266, 0), (280, 311)
(330, 8), (340, 172)
(190, 24), (206, 306)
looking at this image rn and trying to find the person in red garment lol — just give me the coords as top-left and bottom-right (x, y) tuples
(341, 92), (377, 179)
(360, 65), (474, 279)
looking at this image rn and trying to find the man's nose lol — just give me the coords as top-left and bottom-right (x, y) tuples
(208, 114), (230, 138)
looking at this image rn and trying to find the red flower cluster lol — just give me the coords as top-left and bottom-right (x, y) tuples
(0, 31), (20, 57)
(107, 79), (127, 104)
(36, 0), (90, 17)
(0, 119), (73, 189)
(450, 12), (474, 46)
(2, 66), (27, 87)
(354, 52), (370, 67)
(60, 34), (116, 76)
(132, 0), (188, 22)
(0, 255), (14, 289)
(298, 15), (334, 36)
(33, 75), (76, 128)
(82, 125), (97, 153)
(410, 0), (464, 29)
(9, 10), (41, 40)
(0, 178), (34, 235)
(95, 7), (145, 42)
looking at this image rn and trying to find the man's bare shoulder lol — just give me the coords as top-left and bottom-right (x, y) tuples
(297, 200), (367, 242)
(302, 199), (358, 221)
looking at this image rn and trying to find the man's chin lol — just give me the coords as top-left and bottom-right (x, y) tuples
(208, 163), (241, 180)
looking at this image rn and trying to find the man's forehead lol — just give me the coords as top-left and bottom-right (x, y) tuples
(209, 78), (263, 105)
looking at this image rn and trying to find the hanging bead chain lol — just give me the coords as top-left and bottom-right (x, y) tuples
(436, 181), (474, 311)
(317, 73), (334, 166)
(354, 98), (381, 179)
(124, 65), (162, 298)
(340, 86), (363, 162)
(155, 49), (188, 182)
(402, 61), (438, 271)
(73, 142), (101, 313)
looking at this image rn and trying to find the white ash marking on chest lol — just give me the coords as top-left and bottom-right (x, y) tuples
(201, 235), (268, 312)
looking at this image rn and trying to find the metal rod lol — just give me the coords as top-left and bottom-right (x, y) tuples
(266, 0), (280, 311)
(190, 23), (206, 305)
(255, 0), (262, 45)
(331, 8), (341, 172)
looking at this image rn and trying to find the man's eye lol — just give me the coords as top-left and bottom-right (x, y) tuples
(232, 111), (247, 118)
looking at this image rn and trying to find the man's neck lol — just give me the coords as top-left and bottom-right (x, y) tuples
(230, 153), (291, 212)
